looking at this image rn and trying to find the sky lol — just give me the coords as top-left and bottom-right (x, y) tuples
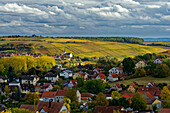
(0, 0), (170, 38)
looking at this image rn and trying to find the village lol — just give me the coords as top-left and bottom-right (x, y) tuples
(0, 50), (169, 113)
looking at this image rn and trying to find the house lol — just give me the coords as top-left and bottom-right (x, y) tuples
(19, 75), (39, 85)
(20, 101), (70, 113)
(127, 83), (137, 93)
(154, 58), (164, 64)
(107, 73), (118, 82)
(21, 84), (35, 93)
(145, 98), (161, 112)
(42, 91), (56, 102)
(9, 82), (22, 92)
(73, 72), (88, 80)
(93, 106), (125, 113)
(68, 80), (77, 89)
(41, 83), (53, 92)
(81, 93), (93, 101)
(110, 83), (122, 91)
(96, 74), (107, 82)
(135, 60), (147, 69)
(55, 89), (81, 103)
(0, 76), (7, 84)
(60, 70), (72, 78)
(109, 67), (123, 75)
(146, 81), (157, 87)
(91, 75), (97, 79)
(45, 72), (59, 83)
(93, 68), (103, 74)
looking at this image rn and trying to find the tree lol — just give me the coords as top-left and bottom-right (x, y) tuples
(152, 64), (170, 78)
(160, 86), (170, 100)
(132, 68), (146, 78)
(111, 91), (121, 100)
(25, 93), (40, 105)
(4, 85), (10, 96)
(122, 57), (135, 74)
(119, 97), (129, 108)
(51, 85), (61, 91)
(131, 92), (147, 111)
(85, 79), (105, 94)
(76, 77), (84, 88)
(96, 92), (109, 106)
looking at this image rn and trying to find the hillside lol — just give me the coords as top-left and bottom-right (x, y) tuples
(0, 37), (168, 58)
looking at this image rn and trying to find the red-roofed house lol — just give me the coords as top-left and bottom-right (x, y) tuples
(20, 101), (70, 113)
(93, 68), (103, 74)
(107, 73), (118, 82)
(154, 58), (164, 64)
(68, 80), (77, 89)
(111, 83), (122, 91)
(91, 75), (97, 79)
(96, 74), (107, 82)
(41, 83), (53, 92)
(42, 91), (56, 102)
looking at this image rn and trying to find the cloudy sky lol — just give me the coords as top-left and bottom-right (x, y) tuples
(0, 0), (170, 38)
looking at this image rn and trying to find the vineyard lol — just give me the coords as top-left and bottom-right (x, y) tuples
(0, 37), (168, 58)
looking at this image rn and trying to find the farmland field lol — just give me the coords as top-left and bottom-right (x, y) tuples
(109, 76), (170, 86)
(0, 37), (168, 59)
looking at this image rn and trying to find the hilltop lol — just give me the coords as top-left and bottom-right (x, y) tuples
(0, 36), (168, 59)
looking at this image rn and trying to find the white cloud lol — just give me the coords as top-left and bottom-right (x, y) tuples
(146, 5), (161, 8)
(0, 20), (21, 26)
(0, 3), (47, 16)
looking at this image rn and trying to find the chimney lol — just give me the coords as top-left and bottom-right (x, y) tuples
(49, 99), (53, 108)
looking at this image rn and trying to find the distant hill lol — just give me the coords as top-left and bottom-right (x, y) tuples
(0, 36), (167, 59)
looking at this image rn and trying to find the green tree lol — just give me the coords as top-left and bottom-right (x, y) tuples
(133, 68), (146, 78)
(25, 93), (39, 105)
(76, 77), (84, 88)
(85, 79), (105, 94)
(122, 57), (135, 74)
(111, 91), (121, 100)
(4, 85), (10, 96)
(11, 108), (33, 113)
(51, 85), (61, 91)
(96, 92), (109, 106)
(152, 64), (170, 78)
(119, 97), (129, 108)
(131, 92), (147, 111)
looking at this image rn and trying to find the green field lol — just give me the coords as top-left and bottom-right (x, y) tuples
(109, 76), (170, 86)
(0, 37), (168, 59)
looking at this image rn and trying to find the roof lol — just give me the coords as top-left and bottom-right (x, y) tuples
(115, 83), (122, 88)
(45, 72), (58, 77)
(20, 102), (65, 113)
(55, 90), (68, 96)
(37, 101), (64, 113)
(111, 73), (118, 78)
(98, 74), (106, 79)
(159, 108), (170, 113)
(145, 98), (156, 104)
(81, 98), (88, 100)
(41, 83), (52, 89)
(81, 93), (93, 97)
(42, 91), (56, 97)
(93, 106), (123, 113)
(121, 93), (135, 99)
(77, 72), (86, 77)
(91, 75), (97, 79)
(0, 76), (7, 80)
(70, 80), (77, 86)
(158, 58), (164, 62)
(20, 104), (35, 112)
(115, 67), (123, 71)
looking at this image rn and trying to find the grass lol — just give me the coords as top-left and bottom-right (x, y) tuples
(0, 37), (168, 58)
(109, 76), (170, 86)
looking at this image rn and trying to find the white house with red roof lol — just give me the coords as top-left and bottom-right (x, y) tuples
(96, 74), (107, 82)
(111, 83), (122, 91)
(68, 80), (77, 89)
(41, 83), (53, 92)
(154, 58), (164, 64)
(41, 91), (56, 102)
(109, 67), (123, 75)
(107, 73), (118, 82)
